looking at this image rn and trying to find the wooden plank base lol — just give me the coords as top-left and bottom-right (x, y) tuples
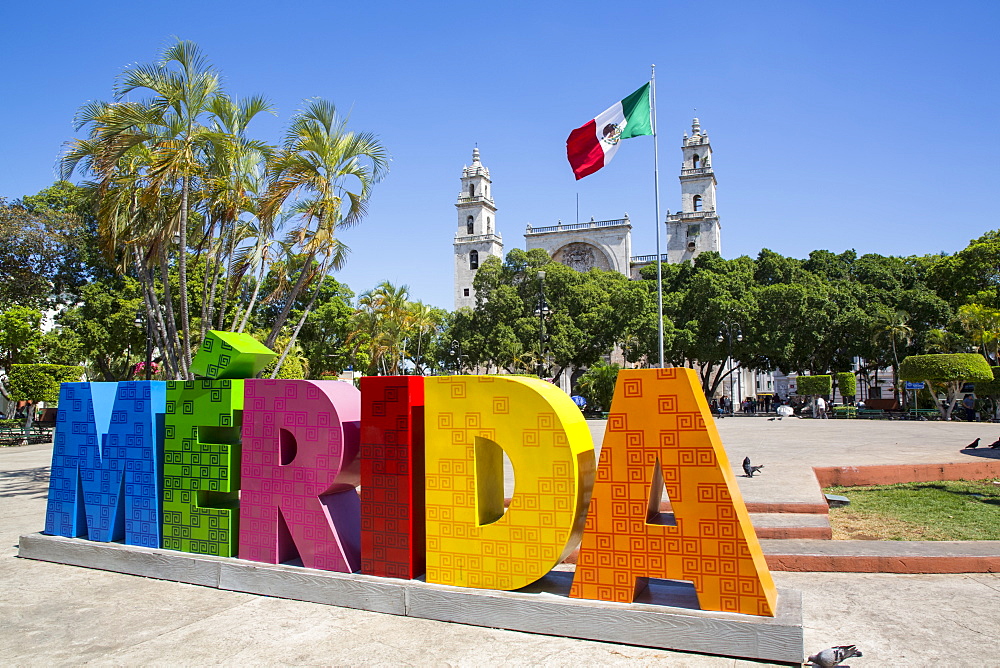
(18, 533), (803, 664)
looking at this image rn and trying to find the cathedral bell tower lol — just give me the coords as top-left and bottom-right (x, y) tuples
(454, 148), (503, 309)
(665, 118), (722, 263)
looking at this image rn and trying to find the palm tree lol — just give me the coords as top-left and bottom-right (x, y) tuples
(201, 93), (275, 332)
(875, 310), (913, 401)
(923, 328), (965, 353)
(351, 281), (413, 375)
(957, 303), (1000, 362)
(260, 98), (388, 350)
(61, 102), (187, 378)
(113, 39), (223, 376)
(269, 239), (350, 378)
(405, 301), (442, 374)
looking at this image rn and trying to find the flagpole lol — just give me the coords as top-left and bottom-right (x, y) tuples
(651, 64), (665, 368)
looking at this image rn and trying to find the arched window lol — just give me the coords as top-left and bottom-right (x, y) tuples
(692, 154), (700, 169)
(469, 250), (479, 270)
(468, 184), (475, 198)
(467, 216), (474, 235)
(487, 216), (492, 233)
(693, 195), (703, 212)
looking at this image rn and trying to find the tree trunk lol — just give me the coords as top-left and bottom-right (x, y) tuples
(132, 246), (173, 378)
(22, 403), (35, 445)
(96, 356), (116, 382)
(265, 250), (317, 349)
(160, 251), (187, 379)
(198, 222), (215, 343)
(178, 175), (192, 377)
(270, 260), (329, 378)
(205, 246), (223, 336)
(237, 260), (267, 333)
(217, 227), (239, 329)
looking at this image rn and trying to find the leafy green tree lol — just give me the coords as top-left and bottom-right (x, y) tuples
(899, 353), (994, 420)
(956, 303), (1000, 361)
(456, 249), (641, 384)
(296, 282), (357, 378)
(972, 367), (1000, 421)
(575, 361), (620, 412)
(6, 364), (84, 404)
(927, 230), (1000, 309)
(0, 199), (90, 308)
(6, 364), (83, 433)
(0, 306), (43, 375)
(38, 328), (84, 367)
(348, 282), (445, 376)
(834, 371), (857, 400)
(797, 375), (832, 397)
(57, 278), (146, 381)
(639, 253), (756, 395)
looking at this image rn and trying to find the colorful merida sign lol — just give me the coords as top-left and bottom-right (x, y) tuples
(44, 331), (777, 617)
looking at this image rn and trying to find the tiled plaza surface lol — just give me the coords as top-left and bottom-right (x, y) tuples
(2, 418), (998, 666)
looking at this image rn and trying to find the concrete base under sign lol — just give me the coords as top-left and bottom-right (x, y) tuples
(18, 533), (804, 664)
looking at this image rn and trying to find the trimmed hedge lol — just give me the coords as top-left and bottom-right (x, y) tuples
(7, 364), (84, 404)
(797, 374), (832, 396)
(835, 372), (856, 398)
(899, 354), (993, 383)
(262, 354), (306, 379)
(973, 366), (1000, 396)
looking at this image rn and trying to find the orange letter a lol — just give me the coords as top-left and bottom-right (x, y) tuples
(569, 368), (777, 616)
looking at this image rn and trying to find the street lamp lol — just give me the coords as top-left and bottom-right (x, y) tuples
(134, 308), (153, 381)
(533, 270), (551, 378)
(716, 323), (743, 412)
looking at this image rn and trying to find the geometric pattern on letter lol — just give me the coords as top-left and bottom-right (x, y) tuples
(239, 379), (362, 572)
(569, 368), (777, 616)
(190, 330), (276, 380)
(424, 375), (596, 591)
(360, 376), (425, 579)
(162, 379), (244, 557)
(44, 381), (166, 547)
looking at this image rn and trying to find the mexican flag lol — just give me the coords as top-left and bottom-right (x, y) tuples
(566, 83), (652, 180)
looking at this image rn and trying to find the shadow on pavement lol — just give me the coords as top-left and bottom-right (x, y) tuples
(959, 449), (1000, 460)
(0, 466), (50, 499)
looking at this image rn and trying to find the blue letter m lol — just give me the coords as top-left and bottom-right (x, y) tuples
(44, 381), (166, 547)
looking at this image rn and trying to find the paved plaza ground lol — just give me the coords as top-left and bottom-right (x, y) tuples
(2, 418), (999, 666)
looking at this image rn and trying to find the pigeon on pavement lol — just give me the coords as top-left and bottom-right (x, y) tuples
(990, 439), (1000, 449)
(742, 456), (763, 478)
(966, 438), (981, 449)
(807, 644), (863, 667)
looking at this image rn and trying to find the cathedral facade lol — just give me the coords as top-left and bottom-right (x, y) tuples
(453, 119), (722, 309)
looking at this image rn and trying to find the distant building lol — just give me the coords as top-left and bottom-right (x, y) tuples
(453, 148), (503, 310)
(525, 118), (722, 278)
(451, 119), (721, 305)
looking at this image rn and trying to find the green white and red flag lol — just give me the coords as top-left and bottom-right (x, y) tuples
(565, 83), (652, 180)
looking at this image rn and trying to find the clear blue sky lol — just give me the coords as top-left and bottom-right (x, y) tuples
(3, 1), (998, 309)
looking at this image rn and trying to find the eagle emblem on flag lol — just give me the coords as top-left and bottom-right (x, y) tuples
(601, 121), (624, 146)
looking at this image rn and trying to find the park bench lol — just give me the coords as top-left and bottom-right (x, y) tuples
(831, 406), (857, 419)
(857, 408), (886, 419)
(0, 419), (26, 445)
(908, 408), (940, 420)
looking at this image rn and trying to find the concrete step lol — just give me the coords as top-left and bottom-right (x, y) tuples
(760, 539), (1000, 573)
(750, 513), (831, 540)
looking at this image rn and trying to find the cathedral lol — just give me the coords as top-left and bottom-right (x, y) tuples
(453, 118), (722, 309)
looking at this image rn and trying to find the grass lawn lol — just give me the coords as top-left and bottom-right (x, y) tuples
(824, 479), (1000, 541)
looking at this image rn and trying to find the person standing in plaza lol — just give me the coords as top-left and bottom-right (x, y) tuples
(815, 396), (828, 419)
